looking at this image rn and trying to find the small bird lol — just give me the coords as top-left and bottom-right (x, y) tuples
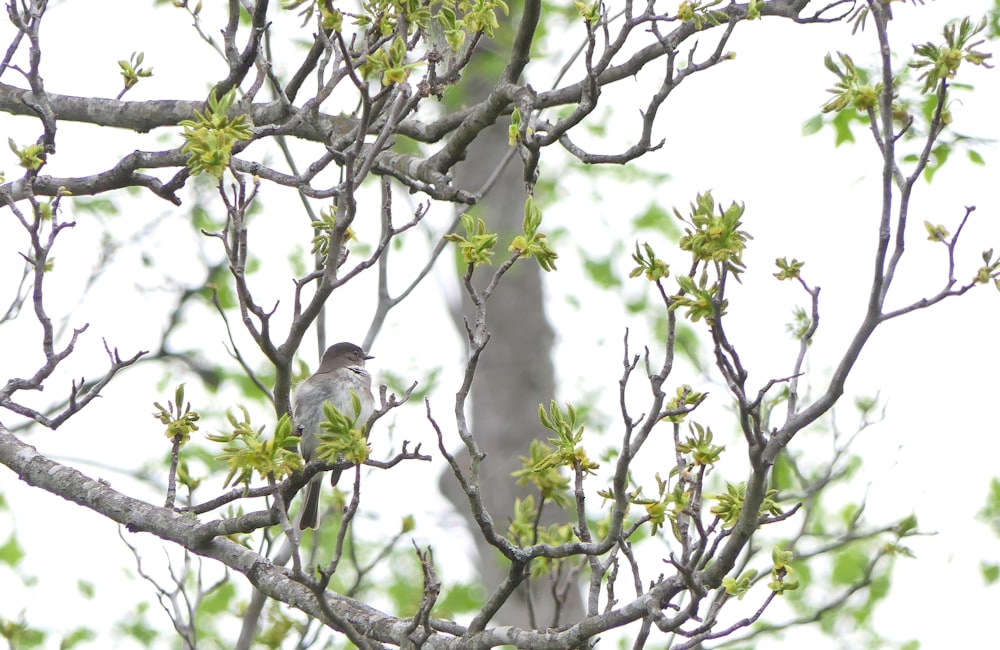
(294, 342), (375, 530)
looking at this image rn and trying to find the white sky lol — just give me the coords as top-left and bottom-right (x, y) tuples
(1, 1), (999, 648)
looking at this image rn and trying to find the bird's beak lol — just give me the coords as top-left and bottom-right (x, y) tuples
(365, 354), (375, 360)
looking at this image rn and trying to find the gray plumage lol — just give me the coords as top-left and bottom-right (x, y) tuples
(294, 342), (375, 530)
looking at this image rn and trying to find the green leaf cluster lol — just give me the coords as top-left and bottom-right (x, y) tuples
(444, 212), (498, 266)
(288, 0), (343, 30)
(360, 36), (423, 85)
(773, 256), (805, 280)
(573, 1), (601, 25)
(711, 481), (742, 526)
(118, 51), (153, 92)
(206, 410), (303, 489)
(459, 0), (509, 38)
(506, 495), (575, 576)
(922, 220), (949, 242)
(785, 305), (812, 341)
(511, 439), (572, 508)
(8, 138), (45, 171)
(287, 0), (506, 68)
(366, 0), (418, 34)
(35, 199), (54, 222)
(310, 203), (356, 257)
(676, 0), (725, 29)
(631, 473), (690, 537)
(663, 384), (705, 423)
(314, 396), (371, 466)
(290, 0), (510, 47)
(179, 89), (252, 178)
(152, 384), (201, 445)
(0, 614), (44, 649)
(676, 421), (724, 467)
(629, 241), (669, 282)
(722, 568), (758, 600)
(975, 248), (1000, 290)
(820, 52), (883, 114)
(534, 400), (598, 475)
(671, 274), (724, 323)
(710, 481), (783, 529)
(910, 16), (993, 94)
(507, 107), (533, 146)
(437, 5), (467, 51)
(507, 495), (537, 542)
(509, 196), (558, 271)
(677, 191), (751, 275)
(367, 0), (463, 39)
(769, 546), (800, 594)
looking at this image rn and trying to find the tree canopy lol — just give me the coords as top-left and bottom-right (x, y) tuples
(1, 0), (999, 648)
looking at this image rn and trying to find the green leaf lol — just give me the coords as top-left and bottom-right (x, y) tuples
(801, 114), (823, 136)
(76, 580), (95, 599)
(59, 627), (96, 649)
(832, 109), (858, 146)
(583, 256), (621, 288)
(434, 582), (485, 618)
(199, 581), (236, 615)
(981, 561), (1000, 586)
(770, 452), (794, 492)
(71, 197), (119, 215)
(508, 107), (522, 146)
(178, 89), (251, 178)
(0, 534), (25, 567)
(115, 602), (159, 645)
(0, 617), (45, 649)
(831, 547), (866, 585)
(633, 203), (681, 240)
(868, 571), (890, 602)
(895, 513), (918, 537)
(977, 477), (1000, 536)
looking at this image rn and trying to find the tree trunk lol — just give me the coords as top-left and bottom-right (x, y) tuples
(440, 47), (584, 626)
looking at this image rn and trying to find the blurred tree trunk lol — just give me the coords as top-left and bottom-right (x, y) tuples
(439, 13), (584, 628)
